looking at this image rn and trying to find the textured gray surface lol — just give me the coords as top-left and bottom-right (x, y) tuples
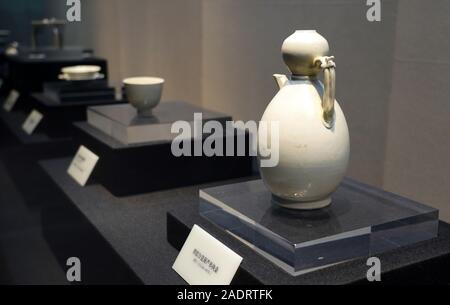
(0, 110), (53, 144)
(39, 157), (450, 285)
(40, 157), (254, 284)
(40, 158), (185, 284)
(0, 157), (66, 284)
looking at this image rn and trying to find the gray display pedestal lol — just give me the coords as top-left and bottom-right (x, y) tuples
(86, 101), (230, 144)
(73, 101), (253, 196)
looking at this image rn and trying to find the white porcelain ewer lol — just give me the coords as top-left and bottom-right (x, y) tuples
(258, 30), (350, 210)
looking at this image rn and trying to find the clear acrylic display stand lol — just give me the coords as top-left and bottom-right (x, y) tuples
(199, 178), (439, 275)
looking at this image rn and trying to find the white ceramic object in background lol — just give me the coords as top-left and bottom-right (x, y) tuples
(60, 65), (101, 80)
(258, 30), (350, 210)
(58, 72), (104, 81)
(123, 76), (164, 116)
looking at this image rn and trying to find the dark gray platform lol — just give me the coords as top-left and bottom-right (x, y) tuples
(32, 92), (121, 107)
(29, 93), (124, 138)
(0, 157), (66, 284)
(43, 80), (116, 103)
(39, 157), (256, 284)
(0, 140), (98, 284)
(0, 108), (69, 144)
(72, 112), (253, 196)
(39, 157), (450, 284)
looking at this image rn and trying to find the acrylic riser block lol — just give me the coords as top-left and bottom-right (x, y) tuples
(199, 178), (439, 275)
(86, 102), (231, 145)
(73, 101), (254, 196)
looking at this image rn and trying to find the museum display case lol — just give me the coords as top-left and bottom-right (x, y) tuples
(1, 0), (450, 291)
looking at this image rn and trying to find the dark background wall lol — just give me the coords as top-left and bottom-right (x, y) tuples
(0, 0), (88, 47)
(0, 0), (44, 45)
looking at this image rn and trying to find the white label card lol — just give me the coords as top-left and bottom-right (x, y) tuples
(172, 225), (243, 285)
(3, 90), (20, 112)
(21, 109), (43, 135)
(67, 145), (99, 186)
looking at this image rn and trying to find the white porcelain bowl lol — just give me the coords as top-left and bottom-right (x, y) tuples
(61, 65), (101, 80)
(123, 77), (164, 116)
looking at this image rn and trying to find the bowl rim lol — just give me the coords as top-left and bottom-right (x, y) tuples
(123, 76), (165, 85)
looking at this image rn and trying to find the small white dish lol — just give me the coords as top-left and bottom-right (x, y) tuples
(58, 72), (104, 81)
(60, 65), (101, 80)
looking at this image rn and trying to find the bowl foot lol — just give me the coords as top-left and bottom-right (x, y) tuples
(137, 109), (154, 117)
(272, 195), (331, 210)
